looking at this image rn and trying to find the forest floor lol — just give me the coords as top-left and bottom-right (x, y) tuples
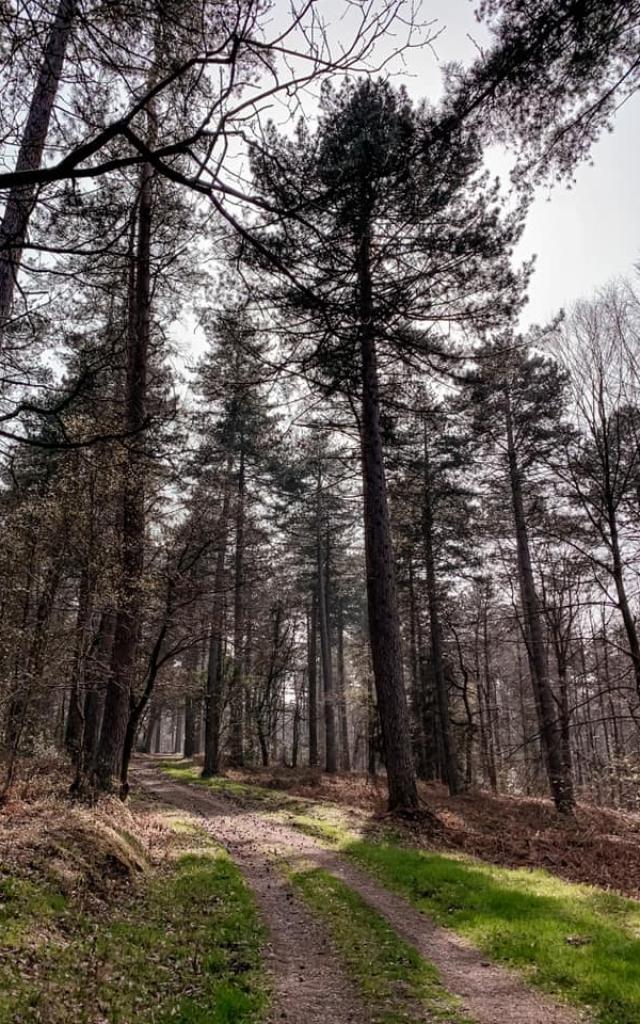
(215, 760), (640, 899)
(3, 757), (640, 1024)
(0, 760), (269, 1023)
(135, 757), (640, 1024)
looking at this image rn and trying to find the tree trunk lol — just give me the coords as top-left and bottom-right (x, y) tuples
(307, 590), (319, 768)
(504, 388), (574, 814)
(184, 697), (197, 758)
(203, 468), (233, 777)
(422, 423), (460, 795)
(357, 219), (417, 811)
(336, 597), (351, 771)
(0, 0), (76, 328)
(2, 553), (62, 798)
(480, 601), (498, 793)
(72, 608), (114, 791)
(228, 444), (245, 766)
(316, 485), (337, 773)
(65, 565), (92, 763)
(608, 510), (640, 698)
(292, 676), (302, 768)
(95, 161), (153, 792)
(366, 671), (377, 778)
(407, 558), (429, 778)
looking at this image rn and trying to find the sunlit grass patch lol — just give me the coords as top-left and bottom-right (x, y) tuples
(159, 759), (358, 839)
(159, 760), (282, 807)
(346, 840), (640, 1024)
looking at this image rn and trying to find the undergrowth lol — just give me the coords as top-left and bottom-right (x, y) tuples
(0, 812), (269, 1024)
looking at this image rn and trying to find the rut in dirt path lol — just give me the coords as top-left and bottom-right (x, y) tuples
(135, 763), (369, 1024)
(132, 761), (589, 1024)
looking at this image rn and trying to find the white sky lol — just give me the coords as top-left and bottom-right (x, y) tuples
(384, 0), (640, 327)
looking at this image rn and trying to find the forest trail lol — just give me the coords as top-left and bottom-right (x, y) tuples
(133, 760), (369, 1024)
(132, 760), (587, 1024)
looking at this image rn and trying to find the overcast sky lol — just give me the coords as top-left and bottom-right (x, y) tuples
(389, 0), (640, 327)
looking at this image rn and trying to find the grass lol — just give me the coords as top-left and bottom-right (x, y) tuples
(161, 761), (281, 805)
(161, 760), (640, 1024)
(0, 874), (67, 946)
(287, 862), (470, 1024)
(0, 817), (269, 1024)
(346, 840), (640, 1024)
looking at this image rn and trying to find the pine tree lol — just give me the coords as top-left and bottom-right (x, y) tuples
(249, 78), (525, 810)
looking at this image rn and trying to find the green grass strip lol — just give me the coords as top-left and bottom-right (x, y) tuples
(159, 760), (640, 1023)
(287, 862), (470, 1024)
(0, 831), (268, 1024)
(345, 840), (640, 1024)
(160, 760), (348, 842)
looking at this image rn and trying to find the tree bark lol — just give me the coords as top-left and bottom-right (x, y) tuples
(336, 596), (351, 771)
(65, 565), (92, 763)
(203, 468), (232, 777)
(316, 485), (337, 773)
(0, 0), (76, 329)
(307, 590), (319, 768)
(184, 697), (197, 758)
(422, 424), (460, 795)
(504, 388), (574, 814)
(95, 161), (153, 791)
(357, 218), (417, 813)
(228, 444), (246, 766)
(407, 558), (429, 778)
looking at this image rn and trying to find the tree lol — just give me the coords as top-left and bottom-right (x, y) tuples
(454, 0), (640, 182)
(555, 284), (640, 703)
(466, 339), (576, 813)
(249, 77), (525, 810)
(196, 302), (278, 773)
(392, 389), (478, 794)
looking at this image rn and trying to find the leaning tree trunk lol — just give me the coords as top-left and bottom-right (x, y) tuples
(357, 219), (418, 813)
(95, 162), (153, 792)
(505, 389), (574, 814)
(422, 425), (460, 795)
(0, 0), (76, 329)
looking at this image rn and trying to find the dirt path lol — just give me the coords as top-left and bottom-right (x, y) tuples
(134, 763), (368, 1024)
(132, 762), (588, 1024)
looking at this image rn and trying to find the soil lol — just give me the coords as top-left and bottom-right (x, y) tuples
(132, 761), (589, 1024)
